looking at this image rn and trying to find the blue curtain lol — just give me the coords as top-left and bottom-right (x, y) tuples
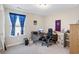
(19, 15), (26, 34)
(9, 13), (17, 36)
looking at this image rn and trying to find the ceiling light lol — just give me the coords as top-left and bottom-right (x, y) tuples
(36, 4), (50, 9)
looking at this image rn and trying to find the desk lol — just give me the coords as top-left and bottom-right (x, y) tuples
(31, 31), (44, 43)
(31, 31), (58, 43)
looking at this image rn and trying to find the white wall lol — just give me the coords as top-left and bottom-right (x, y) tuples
(44, 8), (79, 32)
(5, 8), (44, 47)
(0, 6), (3, 49)
(28, 13), (44, 31)
(0, 5), (5, 50)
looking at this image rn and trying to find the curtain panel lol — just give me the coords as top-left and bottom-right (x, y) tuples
(19, 15), (26, 34)
(9, 13), (17, 36)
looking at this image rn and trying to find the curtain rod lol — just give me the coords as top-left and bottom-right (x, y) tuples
(5, 7), (30, 15)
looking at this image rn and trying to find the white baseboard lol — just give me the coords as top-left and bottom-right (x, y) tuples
(0, 42), (24, 53)
(7, 42), (24, 48)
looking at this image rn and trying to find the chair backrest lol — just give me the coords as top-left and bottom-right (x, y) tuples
(47, 28), (53, 37)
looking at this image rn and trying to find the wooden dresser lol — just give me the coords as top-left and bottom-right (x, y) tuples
(70, 24), (79, 54)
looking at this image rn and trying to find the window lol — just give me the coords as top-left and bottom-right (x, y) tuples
(15, 16), (21, 36)
(9, 13), (26, 36)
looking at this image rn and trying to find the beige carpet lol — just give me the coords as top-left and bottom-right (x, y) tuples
(2, 42), (69, 54)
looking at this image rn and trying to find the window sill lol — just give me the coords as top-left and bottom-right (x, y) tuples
(9, 34), (26, 38)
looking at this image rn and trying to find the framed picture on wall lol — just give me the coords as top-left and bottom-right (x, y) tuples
(33, 20), (37, 25)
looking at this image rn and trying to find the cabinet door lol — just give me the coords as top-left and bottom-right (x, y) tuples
(70, 24), (79, 54)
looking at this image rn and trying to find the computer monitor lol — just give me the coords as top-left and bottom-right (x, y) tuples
(38, 28), (44, 32)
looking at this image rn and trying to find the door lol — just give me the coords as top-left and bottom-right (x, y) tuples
(55, 20), (61, 32)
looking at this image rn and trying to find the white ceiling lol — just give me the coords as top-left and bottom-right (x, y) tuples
(4, 4), (79, 16)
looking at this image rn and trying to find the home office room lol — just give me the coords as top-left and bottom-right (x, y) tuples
(0, 3), (79, 54)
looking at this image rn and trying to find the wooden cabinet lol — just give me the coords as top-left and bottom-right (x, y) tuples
(70, 24), (79, 54)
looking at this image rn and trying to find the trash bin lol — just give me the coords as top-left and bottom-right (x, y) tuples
(24, 38), (29, 46)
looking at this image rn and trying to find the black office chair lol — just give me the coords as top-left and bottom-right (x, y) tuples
(42, 28), (53, 47)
